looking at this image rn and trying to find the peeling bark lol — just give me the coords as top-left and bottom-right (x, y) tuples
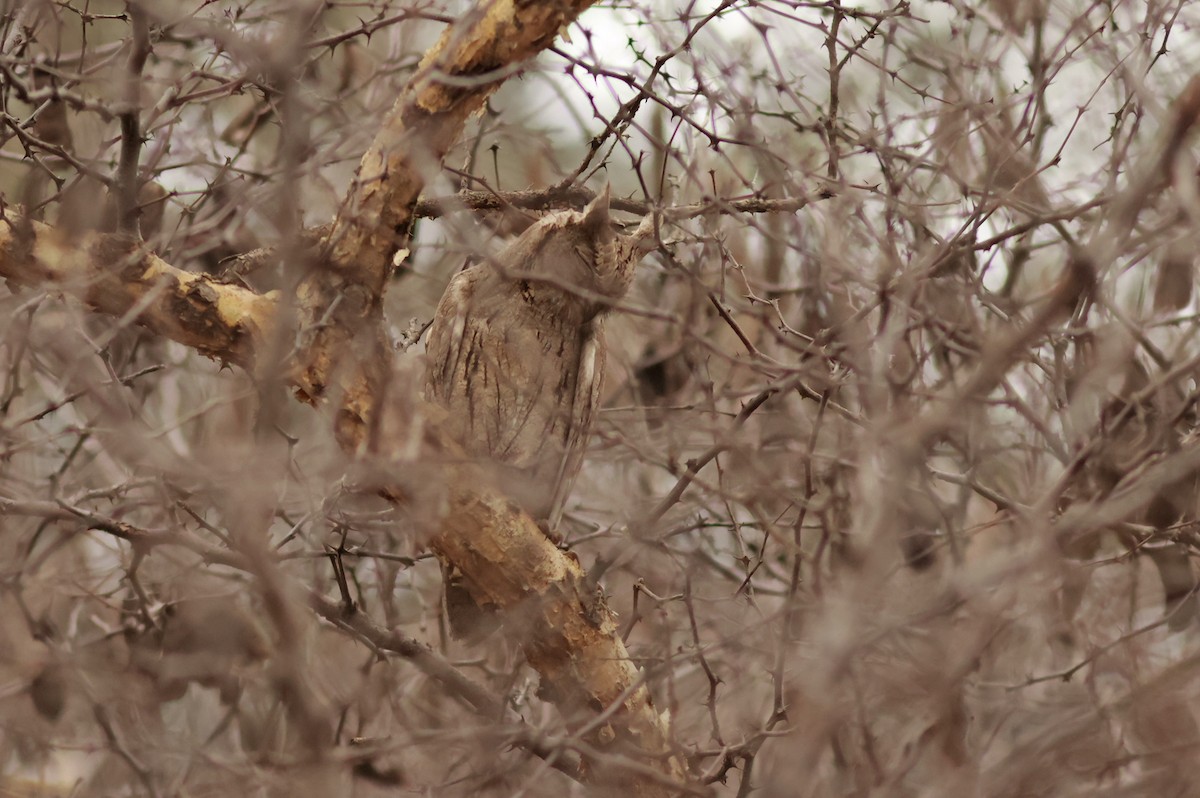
(327, 0), (601, 294)
(0, 216), (274, 368)
(437, 486), (685, 794)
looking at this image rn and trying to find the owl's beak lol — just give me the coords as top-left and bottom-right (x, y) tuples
(626, 212), (659, 257)
(583, 184), (619, 290)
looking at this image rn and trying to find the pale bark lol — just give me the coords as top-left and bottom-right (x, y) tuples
(0, 217), (274, 369)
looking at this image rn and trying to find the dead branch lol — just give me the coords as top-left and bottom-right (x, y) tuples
(0, 216), (274, 368)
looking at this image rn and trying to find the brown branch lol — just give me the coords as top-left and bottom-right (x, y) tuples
(433, 486), (684, 793)
(115, 6), (150, 234)
(646, 383), (783, 526)
(414, 186), (831, 219)
(0, 216), (275, 369)
(222, 188), (827, 279)
(323, 0), (604, 295)
(309, 592), (585, 782)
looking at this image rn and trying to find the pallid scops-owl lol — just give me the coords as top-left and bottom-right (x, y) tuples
(424, 185), (650, 531)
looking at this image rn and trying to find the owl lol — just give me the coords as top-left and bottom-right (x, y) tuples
(423, 185), (651, 636)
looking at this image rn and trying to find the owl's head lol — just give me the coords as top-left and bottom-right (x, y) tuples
(500, 185), (649, 314)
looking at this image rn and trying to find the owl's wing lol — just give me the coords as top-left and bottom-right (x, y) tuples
(426, 266), (538, 467)
(424, 266), (477, 403)
(547, 320), (606, 531)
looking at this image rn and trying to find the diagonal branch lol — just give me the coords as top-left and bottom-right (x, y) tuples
(224, 187), (831, 280)
(0, 216), (274, 368)
(114, 5), (150, 234)
(325, 0), (605, 296)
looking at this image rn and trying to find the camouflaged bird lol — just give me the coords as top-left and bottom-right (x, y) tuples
(424, 186), (652, 637)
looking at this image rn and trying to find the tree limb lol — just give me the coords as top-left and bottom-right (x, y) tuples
(0, 215), (274, 369)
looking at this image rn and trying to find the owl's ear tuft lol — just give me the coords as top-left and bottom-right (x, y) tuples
(581, 184), (611, 233)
